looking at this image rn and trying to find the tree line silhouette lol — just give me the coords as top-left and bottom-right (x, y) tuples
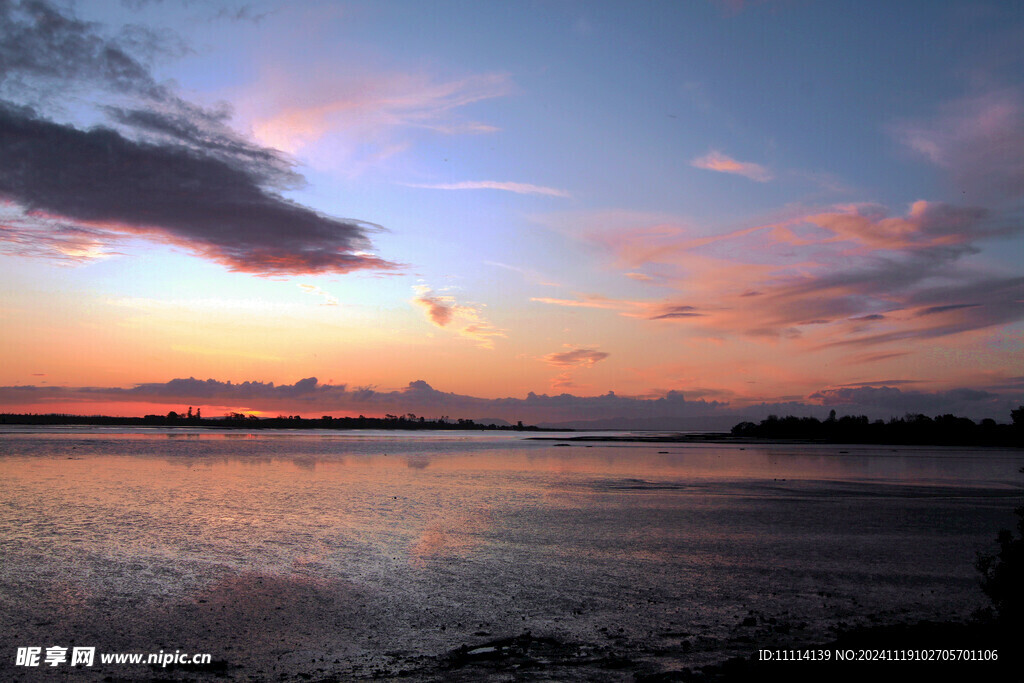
(731, 407), (1024, 446)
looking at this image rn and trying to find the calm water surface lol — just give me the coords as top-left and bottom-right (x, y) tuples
(1, 428), (1022, 679)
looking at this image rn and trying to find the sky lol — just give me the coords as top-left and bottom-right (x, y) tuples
(0, 0), (1022, 426)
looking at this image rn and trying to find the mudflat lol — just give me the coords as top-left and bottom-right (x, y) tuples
(1, 430), (1021, 680)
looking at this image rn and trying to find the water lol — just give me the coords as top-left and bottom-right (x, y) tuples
(1, 428), (1021, 679)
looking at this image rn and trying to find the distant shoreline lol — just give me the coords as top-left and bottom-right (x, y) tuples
(0, 413), (551, 432)
(3, 410), (1021, 447)
(529, 408), (1023, 448)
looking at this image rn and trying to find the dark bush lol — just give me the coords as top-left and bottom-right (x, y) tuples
(976, 468), (1024, 625)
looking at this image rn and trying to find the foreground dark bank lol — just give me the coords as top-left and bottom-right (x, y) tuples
(408, 621), (1019, 682)
(145, 620), (1020, 681)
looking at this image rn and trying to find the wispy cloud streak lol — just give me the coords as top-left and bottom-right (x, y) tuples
(406, 181), (570, 198)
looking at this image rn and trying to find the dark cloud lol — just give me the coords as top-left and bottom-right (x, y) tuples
(0, 104), (395, 274)
(748, 231), (1024, 344)
(0, 0), (395, 275)
(822, 275), (1024, 348)
(0, 0), (192, 108)
(916, 303), (981, 317)
(101, 105), (299, 187)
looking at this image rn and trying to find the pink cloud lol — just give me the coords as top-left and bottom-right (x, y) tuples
(411, 285), (505, 348)
(570, 199), (1022, 347)
(804, 201), (993, 249)
(412, 286), (455, 326)
(691, 150), (772, 182)
(243, 70), (511, 171)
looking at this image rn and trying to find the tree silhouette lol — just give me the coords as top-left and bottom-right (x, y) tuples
(976, 468), (1024, 626)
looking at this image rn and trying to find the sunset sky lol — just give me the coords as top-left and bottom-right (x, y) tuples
(1, 0), (1022, 425)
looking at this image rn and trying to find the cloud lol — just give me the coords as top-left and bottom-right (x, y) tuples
(246, 71), (511, 162)
(101, 105), (298, 187)
(1, 0), (168, 102)
(412, 286), (456, 326)
(815, 274), (1024, 348)
(0, 203), (125, 262)
(649, 305), (704, 320)
(411, 285), (505, 348)
(845, 351), (910, 365)
(405, 181), (570, 198)
(543, 346), (609, 367)
(543, 345), (609, 389)
(297, 283), (338, 306)
(897, 88), (1024, 203)
(0, 1), (395, 276)
(803, 200), (1004, 249)
(573, 199), (1024, 346)
(531, 294), (642, 311)
(213, 4), (271, 23)
(549, 372), (579, 390)
(0, 104), (396, 274)
(0, 376), (720, 424)
(1, 377), (1018, 424)
(691, 150), (772, 182)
